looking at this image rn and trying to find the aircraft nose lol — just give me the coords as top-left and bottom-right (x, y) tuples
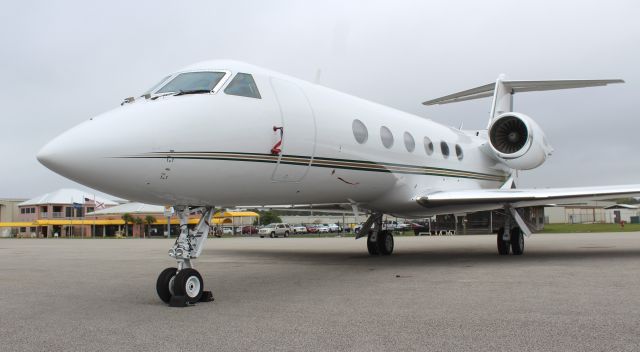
(37, 121), (101, 182)
(37, 134), (71, 172)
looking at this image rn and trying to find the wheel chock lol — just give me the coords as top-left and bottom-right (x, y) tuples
(169, 291), (214, 307)
(169, 295), (188, 307)
(200, 291), (214, 302)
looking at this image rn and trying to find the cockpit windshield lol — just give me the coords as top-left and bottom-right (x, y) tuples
(156, 72), (227, 94)
(142, 75), (171, 96)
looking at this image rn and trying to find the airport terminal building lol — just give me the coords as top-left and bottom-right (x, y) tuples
(0, 188), (258, 238)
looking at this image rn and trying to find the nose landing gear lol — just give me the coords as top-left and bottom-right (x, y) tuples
(156, 206), (215, 307)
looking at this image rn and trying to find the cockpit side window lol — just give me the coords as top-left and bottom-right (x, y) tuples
(143, 75), (172, 95)
(224, 73), (261, 99)
(156, 72), (226, 94)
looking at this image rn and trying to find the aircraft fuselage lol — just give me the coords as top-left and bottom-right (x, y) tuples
(38, 60), (507, 217)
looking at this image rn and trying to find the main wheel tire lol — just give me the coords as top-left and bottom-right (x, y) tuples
(377, 231), (394, 255)
(497, 227), (510, 255)
(156, 267), (177, 303)
(367, 232), (379, 255)
(510, 227), (525, 255)
(284, 231), (289, 238)
(270, 232), (275, 238)
(173, 268), (204, 304)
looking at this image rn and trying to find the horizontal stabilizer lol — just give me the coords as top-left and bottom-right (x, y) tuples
(423, 79), (624, 106)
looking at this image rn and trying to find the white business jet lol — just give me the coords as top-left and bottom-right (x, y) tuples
(37, 60), (640, 304)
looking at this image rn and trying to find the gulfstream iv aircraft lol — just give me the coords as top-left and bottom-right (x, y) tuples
(37, 60), (640, 304)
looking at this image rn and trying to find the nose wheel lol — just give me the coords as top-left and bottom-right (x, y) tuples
(156, 267), (178, 303)
(156, 267), (213, 306)
(174, 268), (204, 303)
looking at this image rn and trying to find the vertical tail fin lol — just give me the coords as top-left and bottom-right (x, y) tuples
(488, 74), (513, 127)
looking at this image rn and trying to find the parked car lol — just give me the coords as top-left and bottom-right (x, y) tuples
(327, 223), (342, 232)
(222, 226), (234, 235)
(354, 223), (393, 234)
(306, 225), (319, 233)
(242, 225), (258, 235)
(292, 225), (307, 234)
(258, 223), (291, 238)
(315, 225), (330, 233)
(382, 222), (396, 231)
(411, 222), (430, 236)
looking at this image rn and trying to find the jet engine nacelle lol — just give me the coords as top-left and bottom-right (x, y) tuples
(487, 112), (553, 170)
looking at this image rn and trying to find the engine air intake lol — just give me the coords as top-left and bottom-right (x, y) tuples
(489, 115), (528, 154)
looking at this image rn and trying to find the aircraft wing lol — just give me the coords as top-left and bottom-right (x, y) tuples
(417, 184), (640, 209)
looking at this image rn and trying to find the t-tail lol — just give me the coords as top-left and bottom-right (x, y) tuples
(422, 75), (624, 170)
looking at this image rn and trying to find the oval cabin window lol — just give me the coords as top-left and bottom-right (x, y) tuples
(352, 119), (368, 144)
(440, 141), (450, 158)
(380, 126), (394, 149)
(424, 137), (434, 155)
(455, 144), (464, 160)
(403, 132), (415, 152)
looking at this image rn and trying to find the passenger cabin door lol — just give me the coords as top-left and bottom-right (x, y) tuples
(270, 78), (316, 182)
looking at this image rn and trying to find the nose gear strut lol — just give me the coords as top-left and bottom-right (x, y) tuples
(156, 206), (215, 306)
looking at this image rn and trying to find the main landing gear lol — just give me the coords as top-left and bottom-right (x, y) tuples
(496, 227), (524, 255)
(496, 206), (526, 255)
(358, 212), (394, 256)
(156, 206), (215, 306)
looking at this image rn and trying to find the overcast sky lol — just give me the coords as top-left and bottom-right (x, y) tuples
(1, 0), (639, 200)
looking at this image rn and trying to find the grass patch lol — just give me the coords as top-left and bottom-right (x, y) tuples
(540, 223), (640, 233)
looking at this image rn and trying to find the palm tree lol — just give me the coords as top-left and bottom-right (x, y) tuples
(144, 215), (156, 238)
(133, 217), (144, 238)
(121, 213), (134, 237)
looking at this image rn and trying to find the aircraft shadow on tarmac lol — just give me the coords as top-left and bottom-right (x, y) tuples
(205, 247), (640, 267)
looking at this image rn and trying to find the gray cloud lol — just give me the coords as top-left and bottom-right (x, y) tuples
(1, 0), (638, 198)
